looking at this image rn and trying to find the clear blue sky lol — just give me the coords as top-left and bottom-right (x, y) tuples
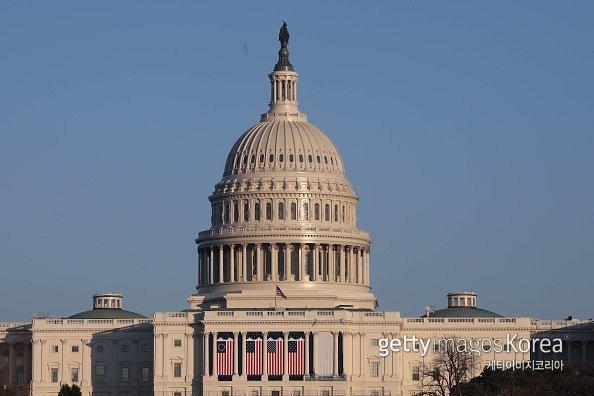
(1, 1), (593, 321)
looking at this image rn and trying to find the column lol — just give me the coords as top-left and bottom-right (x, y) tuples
(299, 244), (304, 281)
(233, 332), (239, 377)
(333, 332), (339, 376)
(328, 245), (336, 282)
(8, 343), (15, 385)
(256, 244), (262, 281)
(230, 244), (235, 282)
(284, 244), (290, 281)
(345, 332), (353, 378)
(358, 332), (363, 377)
(262, 331), (268, 377)
(340, 245), (345, 283)
(212, 333), (218, 376)
(304, 331), (310, 376)
(202, 333), (208, 376)
(209, 247), (214, 284)
(242, 244), (247, 281)
(219, 245), (224, 283)
(312, 332), (318, 375)
(312, 244), (318, 281)
(241, 332), (247, 378)
(272, 243), (278, 281)
(186, 333), (194, 379)
(283, 332), (289, 380)
(365, 249), (371, 286)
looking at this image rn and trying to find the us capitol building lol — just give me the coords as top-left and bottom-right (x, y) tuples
(1, 24), (591, 396)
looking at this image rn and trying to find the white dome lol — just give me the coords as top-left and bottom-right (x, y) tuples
(223, 120), (345, 178)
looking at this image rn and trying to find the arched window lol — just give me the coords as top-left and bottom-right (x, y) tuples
(266, 202), (272, 220)
(224, 202), (230, 223)
(290, 202), (297, 220)
(317, 155), (321, 163)
(279, 153), (284, 162)
(314, 203), (320, 221)
(95, 362), (105, 382)
(334, 205), (339, 222)
(330, 157), (334, 165)
(259, 154), (265, 163)
(269, 154), (274, 162)
(244, 202), (249, 221)
(342, 205), (345, 222)
(324, 156), (328, 164)
(255, 202), (261, 221)
(302, 202), (309, 221)
(278, 202), (285, 220)
(308, 154), (313, 163)
(233, 201), (239, 222)
(299, 154), (304, 163)
(251, 155), (255, 164)
(289, 154), (294, 162)
(325, 204), (330, 221)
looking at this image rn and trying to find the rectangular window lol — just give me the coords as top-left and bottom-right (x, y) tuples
(174, 339), (182, 347)
(141, 344), (150, 353)
(96, 363), (105, 382)
(16, 368), (25, 385)
(72, 345), (79, 353)
(173, 362), (182, 378)
(251, 391), (260, 396)
(121, 344), (130, 353)
(174, 392), (182, 396)
(71, 367), (79, 383)
(370, 391), (380, 396)
(371, 339), (379, 347)
(291, 391), (300, 396)
(51, 345), (59, 353)
(222, 391), (231, 396)
(141, 367), (151, 382)
(121, 367), (129, 382)
(412, 366), (420, 381)
(371, 361), (379, 377)
(16, 347), (24, 357)
(321, 391), (330, 396)
(51, 368), (59, 383)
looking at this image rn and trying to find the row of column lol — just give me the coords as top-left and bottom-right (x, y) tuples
(202, 331), (341, 379)
(271, 77), (297, 103)
(198, 243), (370, 287)
(0, 342), (31, 386)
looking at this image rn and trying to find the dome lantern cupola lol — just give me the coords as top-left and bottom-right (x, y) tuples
(262, 22), (306, 122)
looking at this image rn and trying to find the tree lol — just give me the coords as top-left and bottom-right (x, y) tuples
(57, 384), (82, 396)
(416, 336), (477, 396)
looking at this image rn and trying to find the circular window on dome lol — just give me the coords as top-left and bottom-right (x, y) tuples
(308, 154), (313, 163)
(324, 156), (328, 164)
(279, 153), (284, 162)
(269, 154), (274, 162)
(259, 154), (265, 163)
(316, 155), (321, 163)
(289, 154), (294, 162)
(299, 154), (304, 163)
(251, 155), (255, 164)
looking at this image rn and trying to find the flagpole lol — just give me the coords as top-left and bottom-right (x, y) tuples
(275, 286), (278, 310)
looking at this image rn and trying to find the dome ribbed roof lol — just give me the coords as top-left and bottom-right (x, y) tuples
(424, 307), (503, 318)
(223, 120), (345, 178)
(67, 309), (147, 320)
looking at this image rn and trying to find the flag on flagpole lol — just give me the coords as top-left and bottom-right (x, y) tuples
(276, 285), (287, 299)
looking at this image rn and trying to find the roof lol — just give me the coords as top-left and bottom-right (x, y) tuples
(67, 309), (147, 320)
(425, 307), (503, 318)
(223, 120), (346, 178)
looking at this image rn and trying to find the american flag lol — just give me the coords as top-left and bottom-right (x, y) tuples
(267, 337), (284, 375)
(288, 337), (305, 375)
(276, 286), (287, 299)
(216, 337), (234, 376)
(246, 337), (263, 375)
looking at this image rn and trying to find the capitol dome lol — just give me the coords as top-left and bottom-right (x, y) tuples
(189, 25), (376, 311)
(223, 120), (345, 179)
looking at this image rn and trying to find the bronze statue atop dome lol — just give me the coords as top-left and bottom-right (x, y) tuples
(279, 21), (290, 48)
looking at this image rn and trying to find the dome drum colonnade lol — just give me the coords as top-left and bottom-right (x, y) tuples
(191, 23), (376, 310)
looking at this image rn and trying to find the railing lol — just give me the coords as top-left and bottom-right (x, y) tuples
(304, 374), (347, 381)
(217, 311), (234, 317)
(33, 318), (151, 326)
(0, 322), (31, 329)
(197, 224), (369, 239)
(404, 317), (531, 325)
